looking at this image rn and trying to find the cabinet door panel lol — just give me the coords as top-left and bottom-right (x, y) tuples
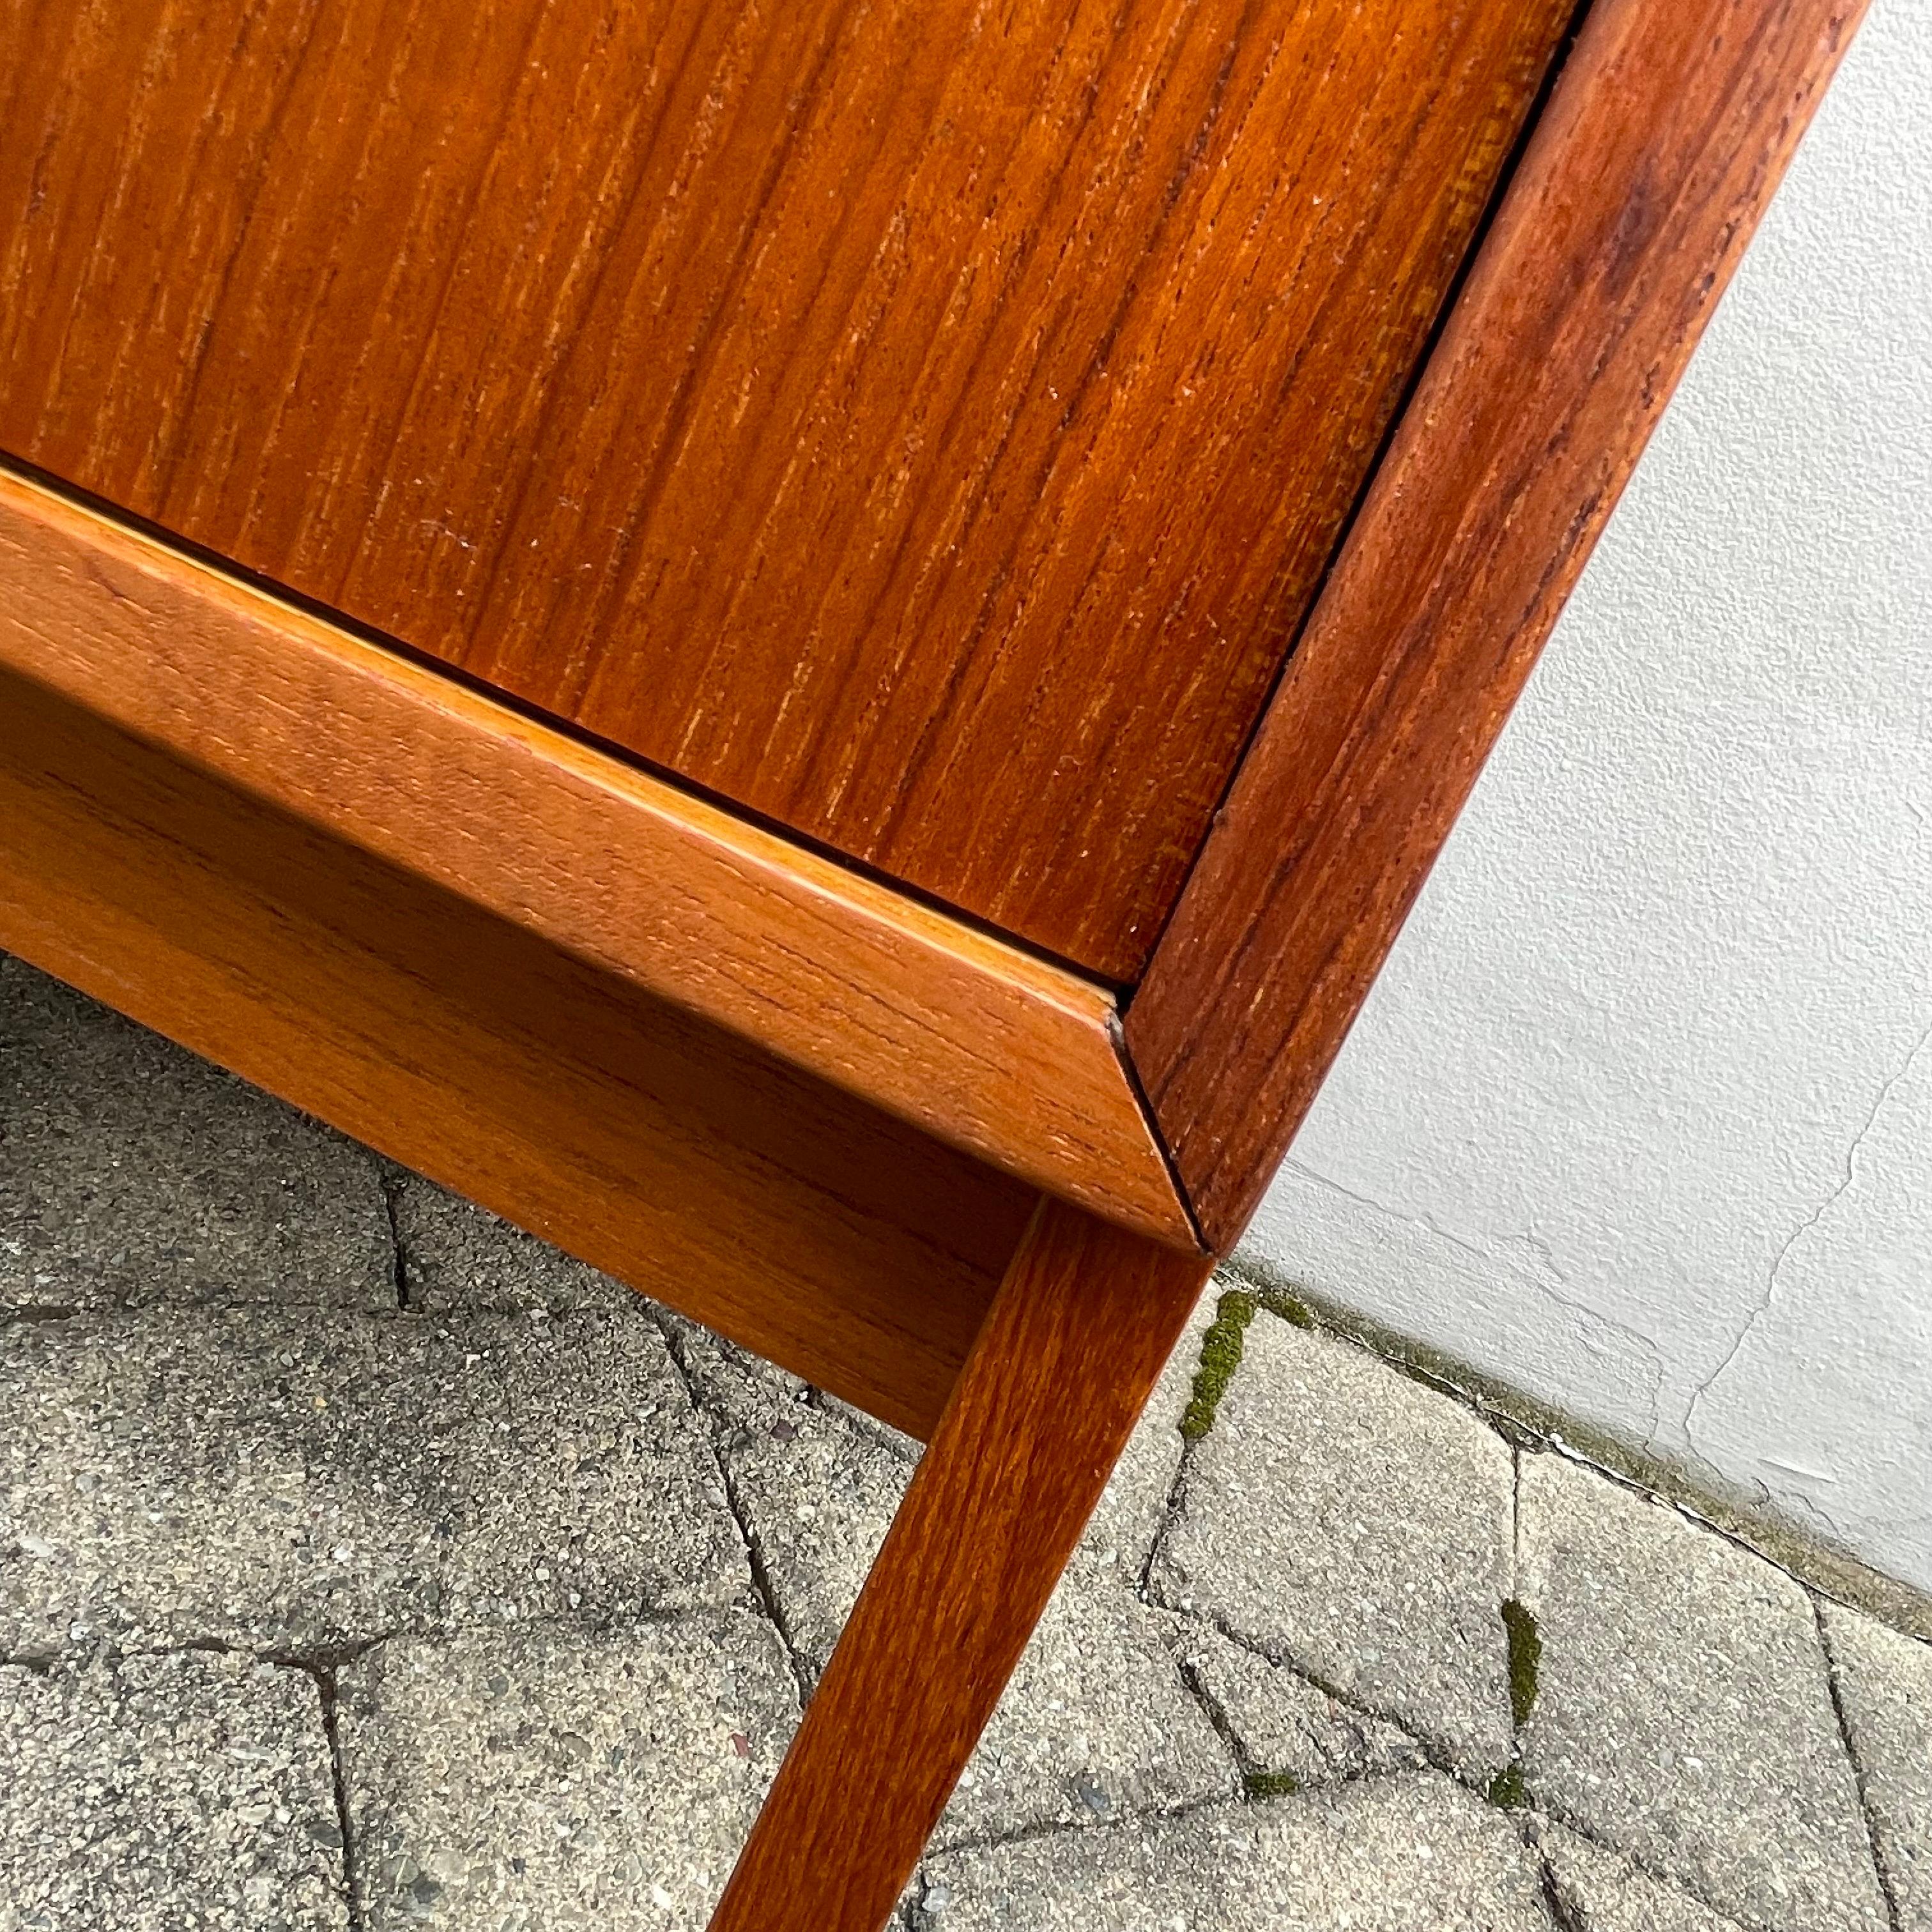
(0, 0), (1569, 977)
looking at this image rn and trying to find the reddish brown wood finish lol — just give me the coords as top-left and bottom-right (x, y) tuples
(709, 1199), (1212, 1930)
(0, 470), (1192, 1246)
(0, 0), (1570, 977)
(0, 671), (1035, 1439)
(1128, 0), (1870, 1249)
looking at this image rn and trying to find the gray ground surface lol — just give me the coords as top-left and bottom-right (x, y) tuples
(1153, 1308), (1518, 1781)
(3, 953), (1926, 1929)
(1823, 1602), (1932, 1931)
(0, 1649), (348, 1932)
(1516, 1453), (1889, 1932)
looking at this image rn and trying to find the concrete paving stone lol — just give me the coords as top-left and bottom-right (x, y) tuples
(659, 1315), (864, 1447)
(387, 1170), (629, 1314)
(339, 1611), (796, 1931)
(671, 1308), (1234, 1848)
(0, 1647), (348, 1931)
(916, 1769), (1554, 1930)
(666, 1273), (1211, 1564)
(0, 1307), (743, 1656)
(0, 953), (392, 1314)
(1821, 1600), (1932, 1929)
(1153, 1310), (1517, 1779)
(663, 1275), (1213, 1656)
(679, 1335), (912, 1685)
(1169, 1620), (1430, 1790)
(1517, 1452), (1888, 1932)
(938, 1573), (1239, 1850)
(1528, 1817), (1749, 1931)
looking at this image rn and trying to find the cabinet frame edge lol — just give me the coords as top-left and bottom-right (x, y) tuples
(1126, 0), (1871, 1250)
(0, 465), (1196, 1251)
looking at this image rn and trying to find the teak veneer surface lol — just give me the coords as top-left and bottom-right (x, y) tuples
(0, 670), (1033, 1440)
(1130, 0), (1872, 1248)
(0, 0), (1571, 978)
(0, 470), (1192, 1247)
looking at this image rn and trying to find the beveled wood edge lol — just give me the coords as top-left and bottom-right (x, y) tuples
(1, 664), (1036, 1438)
(0, 467), (1197, 1250)
(1125, 0), (1869, 1249)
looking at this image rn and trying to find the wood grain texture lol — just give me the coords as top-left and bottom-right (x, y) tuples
(0, 469), (1192, 1246)
(0, 0), (1572, 977)
(709, 1199), (1213, 1931)
(0, 669), (1037, 1439)
(1128, 0), (1871, 1249)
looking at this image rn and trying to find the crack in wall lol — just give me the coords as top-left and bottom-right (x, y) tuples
(1684, 1017), (1931, 1449)
(1229, 1197), (1932, 1630)
(1078, 1245), (1932, 1642)
(1275, 1158), (1669, 1443)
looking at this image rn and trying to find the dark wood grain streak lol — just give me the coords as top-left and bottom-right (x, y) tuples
(1128, 0), (1871, 1249)
(709, 1199), (1213, 1930)
(0, 0), (1572, 977)
(0, 671), (1036, 1439)
(0, 469), (1192, 1245)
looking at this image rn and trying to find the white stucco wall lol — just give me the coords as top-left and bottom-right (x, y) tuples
(1239, 0), (1932, 1596)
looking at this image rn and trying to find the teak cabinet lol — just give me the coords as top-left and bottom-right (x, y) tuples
(0, 0), (1862, 1922)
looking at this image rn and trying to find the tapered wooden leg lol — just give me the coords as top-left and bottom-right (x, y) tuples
(708, 1198), (1213, 1932)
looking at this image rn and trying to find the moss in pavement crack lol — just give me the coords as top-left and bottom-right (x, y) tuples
(1501, 1598), (1542, 1729)
(1180, 1289), (1258, 1441)
(1243, 1770), (1303, 1801)
(1487, 1598), (1542, 1809)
